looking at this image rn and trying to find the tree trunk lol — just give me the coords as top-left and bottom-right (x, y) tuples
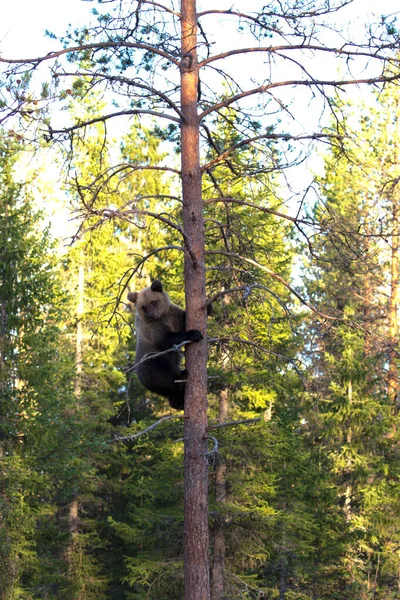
(65, 253), (84, 596)
(343, 380), (353, 522)
(0, 303), (5, 458)
(388, 200), (399, 405)
(180, 1), (210, 599)
(0, 202), (8, 457)
(211, 386), (228, 600)
(279, 538), (288, 600)
(74, 251), (84, 398)
(68, 499), (79, 536)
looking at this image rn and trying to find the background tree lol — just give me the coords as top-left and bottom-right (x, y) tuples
(2, 2), (400, 598)
(0, 133), (81, 597)
(302, 88), (400, 598)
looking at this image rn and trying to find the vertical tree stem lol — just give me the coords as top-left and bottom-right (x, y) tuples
(180, 1), (210, 599)
(388, 200), (399, 404)
(74, 249), (84, 398)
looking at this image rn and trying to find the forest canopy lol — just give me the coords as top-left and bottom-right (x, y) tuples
(0, 1), (400, 598)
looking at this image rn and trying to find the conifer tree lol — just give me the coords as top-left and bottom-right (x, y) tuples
(0, 134), (80, 597)
(303, 90), (400, 598)
(2, 3), (400, 598)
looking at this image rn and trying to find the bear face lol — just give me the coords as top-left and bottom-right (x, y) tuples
(128, 280), (170, 322)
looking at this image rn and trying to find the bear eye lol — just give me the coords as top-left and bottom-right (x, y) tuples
(151, 300), (158, 307)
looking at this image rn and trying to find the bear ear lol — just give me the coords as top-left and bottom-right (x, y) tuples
(127, 291), (138, 303)
(150, 280), (163, 293)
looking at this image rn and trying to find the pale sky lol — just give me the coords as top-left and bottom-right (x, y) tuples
(0, 0), (94, 56)
(1, 0), (399, 59)
(1, 0), (399, 234)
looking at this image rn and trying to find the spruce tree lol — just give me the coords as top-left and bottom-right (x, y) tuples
(303, 90), (400, 598)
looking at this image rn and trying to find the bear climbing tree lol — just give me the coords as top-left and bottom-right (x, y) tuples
(128, 280), (203, 410)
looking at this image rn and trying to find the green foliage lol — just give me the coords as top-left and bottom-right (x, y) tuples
(2, 67), (400, 600)
(301, 88), (400, 598)
(0, 455), (39, 599)
(0, 134), (79, 597)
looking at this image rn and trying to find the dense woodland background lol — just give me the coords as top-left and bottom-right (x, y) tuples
(1, 0), (400, 598)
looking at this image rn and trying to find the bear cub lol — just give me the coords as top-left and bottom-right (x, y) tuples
(128, 280), (203, 410)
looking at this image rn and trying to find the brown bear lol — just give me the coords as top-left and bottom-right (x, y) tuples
(128, 280), (203, 410)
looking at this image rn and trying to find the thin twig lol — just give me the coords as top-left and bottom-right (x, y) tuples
(114, 414), (184, 442)
(0, 40), (179, 66)
(204, 197), (316, 227)
(209, 417), (262, 430)
(206, 249), (343, 322)
(125, 340), (194, 373)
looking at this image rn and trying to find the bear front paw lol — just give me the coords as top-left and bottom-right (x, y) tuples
(188, 329), (203, 341)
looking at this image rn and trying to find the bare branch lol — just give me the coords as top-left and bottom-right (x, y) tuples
(197, 3), (353, 21)
(68, 73), (184, 119)
(209, 417), (262, 430)
(199, 43), (398, 69)
(201, 130), (339, 172)
(47, 108), (180, 137)
(74, 203), (197, 265)
(205, 284), (289, 314)
(125, 340), (195, 373)
(208, 335), (302, 368)
(114, 414), (184, 442)
(204, 197), (315, 227)
(0, 41), (179, 66)
(206, 250), (343, 322)
(74, 163), (181, 209)
(208, 336), (307, 380)
(137, 0), (181, 18)
(201, 123), (240, 176)
(203, 435), (219, 457)
(199, 74), (400, 121)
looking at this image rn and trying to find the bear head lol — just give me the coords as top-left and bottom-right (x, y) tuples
(127, 280), (170, 321)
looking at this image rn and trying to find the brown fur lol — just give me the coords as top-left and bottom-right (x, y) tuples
(128, 280), (202, 410)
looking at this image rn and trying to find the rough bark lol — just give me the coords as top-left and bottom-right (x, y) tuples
(180, 1), (210, 599)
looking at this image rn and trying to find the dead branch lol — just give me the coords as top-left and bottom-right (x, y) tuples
(199, 44), (399, 69)
(197, 3), (352, 21)
(114, 416), (264, 443)
(0, 41), (179, 66)
(206, 250), (342, 322)
(207, 336), (304, 378)
(73, 204), (197, 266)
(60, 72), (184, 120)
(209, 417), (262, 430)
(125, 340), (195, 373)
(205, 283), (289, 312)
(114, 414), (184, 442)
(68, 164), (181, 233)
(138, 0), (181, 18)
(201, 132), (341, 172)
(46, 108), (180, 138)
(79, 164), (181, 204)
(204, 197), (316, 227)
(199, 73), (400, 121)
